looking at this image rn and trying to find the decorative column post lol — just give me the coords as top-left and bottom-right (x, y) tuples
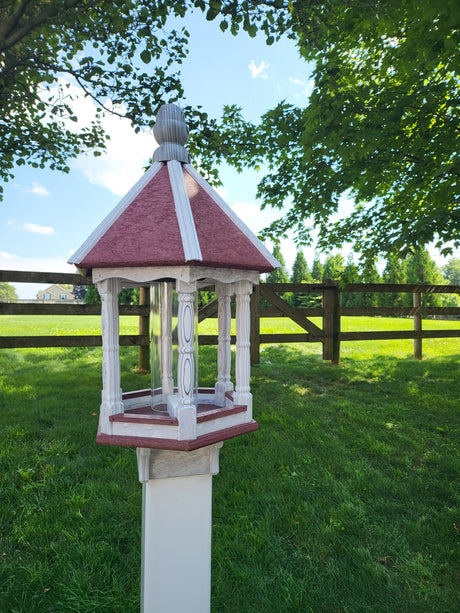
(234, 280), (253, 418)
(161, 282), (174, 396)
(98, 278), (123, 433)
(215, 282), (234, 406)
(176, 279), (197, 439)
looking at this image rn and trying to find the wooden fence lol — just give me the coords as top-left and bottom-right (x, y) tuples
(1, 271), (459, 368)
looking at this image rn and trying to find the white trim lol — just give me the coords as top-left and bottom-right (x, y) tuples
(167, 161), (202, 262)
(92, 265), (259, 285)
(184, 164), (280, 269)
(68, 162), (164, 265)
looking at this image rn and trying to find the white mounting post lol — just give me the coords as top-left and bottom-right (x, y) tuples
(137, 443), (222, 613)
(215, 282), (234, 406)
(234, 280), (253, 418)
(98, 278), (123, 432)
(176, 279), (197, 439)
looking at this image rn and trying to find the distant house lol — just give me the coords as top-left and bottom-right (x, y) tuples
(37, 284), (76, 302)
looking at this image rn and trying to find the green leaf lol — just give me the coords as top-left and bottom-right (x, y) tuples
(140, 49), (151, 64)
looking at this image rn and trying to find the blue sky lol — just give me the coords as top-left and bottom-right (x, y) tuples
(1, 12), (455, 298)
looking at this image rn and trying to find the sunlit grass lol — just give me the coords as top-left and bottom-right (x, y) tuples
(0, 315), (459, 611)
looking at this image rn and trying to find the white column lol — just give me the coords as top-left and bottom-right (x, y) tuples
(176, 279), (197, 439)
(138, 444), (222, 613)
(234, 280), (253, 419)
(161, 282), (174, 396)
(215, 282), (234, 406)
(98, 278), (123, 433)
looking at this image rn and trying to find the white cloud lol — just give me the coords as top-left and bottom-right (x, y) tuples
(249, 60), (269, 79)
(289, 76), (315, 100)
(50, 82), (155, 196)
(22, 222), (56, 235)
(14, 181), (50, 196)
(289, 77), (304, 86)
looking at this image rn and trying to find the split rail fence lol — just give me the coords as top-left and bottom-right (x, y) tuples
(1, 270), (459, 367)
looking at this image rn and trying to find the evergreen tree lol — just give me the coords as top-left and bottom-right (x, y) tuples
(322, 254), (344, 281)
(311, 255), (324, 282)
(405, 247), (445, 307)
(381, 256), (407, 307)
(291, 250), (310, 284)
(341, 256), (361, 307)
(72, 285), (87, 301)
(84, 285), (101, 305)
(266, 244), (290, 284)
(291, 250), (313, 307)
(359, 259), (381, 308)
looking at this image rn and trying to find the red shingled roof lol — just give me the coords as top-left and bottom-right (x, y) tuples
(70, 162), (278, 273)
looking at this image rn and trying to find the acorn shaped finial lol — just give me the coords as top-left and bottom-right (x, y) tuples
(153, 104), (190, 164)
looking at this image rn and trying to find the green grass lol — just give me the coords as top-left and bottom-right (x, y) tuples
(0, 316), (459, 612)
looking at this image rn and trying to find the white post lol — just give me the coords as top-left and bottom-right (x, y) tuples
(137, 444), (222, 613)
(176, 279), (197, 439)
(234, 280), (253, 418)
(98, 278), (123, 433)
(161, 282), (174, 396)
(215, 282), (234, 406)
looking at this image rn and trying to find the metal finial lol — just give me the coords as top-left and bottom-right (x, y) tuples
(152, 104), (191, 164)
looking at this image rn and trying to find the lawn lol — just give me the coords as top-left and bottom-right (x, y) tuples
(0, 315), (459, 612)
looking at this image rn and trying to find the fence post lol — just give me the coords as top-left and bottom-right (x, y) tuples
(322, 280), (341, 364)
(138, 286), (150, 372)
(413, 291), (422, 360)
(250, 284), (260, 365)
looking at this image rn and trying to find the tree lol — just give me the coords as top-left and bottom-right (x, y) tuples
(322, 254), (344, 281)
(380, 256), (408, 307)
(72, 285), (87, 300)
(442, 258), (460, 286)
(0, 282), (18, 301)
(405, 247), (445, 307)
(0, 0), (211, 198)
(84, 285), (101, 304)
(265, 244), (289, 284)
(197, 0), (460, 259)
(291, 250), (310, 284)
(311, 255), (324, 282)
(291, 250), (313, 307)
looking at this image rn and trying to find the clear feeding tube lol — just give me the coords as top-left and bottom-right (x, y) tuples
(150, 281), (176, 410)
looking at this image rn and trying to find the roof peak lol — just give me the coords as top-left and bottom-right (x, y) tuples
(152, 104), (190, 164)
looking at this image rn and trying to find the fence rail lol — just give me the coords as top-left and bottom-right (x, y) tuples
(1, 270), (459, 367)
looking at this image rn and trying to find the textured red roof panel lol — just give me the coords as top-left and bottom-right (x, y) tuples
(79, 165), (185, 269)
(184, 170), (274, 272)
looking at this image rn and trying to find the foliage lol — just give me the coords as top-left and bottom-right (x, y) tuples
(442, 258), (460, 286)
(119, 287), (140, 305)
(405, 247), (445, 307)
(0, 282), (18, 301)
(265, 244), (289, 284)
(84, 285), (101, 305)
(291, 250), (310, 284)
(290, 251), (313, 308)
(196, 0), (460, 259)
(72, 284), (87, 301)
(0, 0), (209, 198)
(310, 255), (324, 282)
(322, 253), (345, 281)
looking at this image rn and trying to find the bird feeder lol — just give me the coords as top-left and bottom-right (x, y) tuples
(69, 104), (278, 452)
(68, 104), (278, 612)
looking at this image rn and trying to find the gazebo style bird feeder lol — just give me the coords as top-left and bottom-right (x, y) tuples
(69, 104), (278, 452)
(69, 104), (278, 613)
